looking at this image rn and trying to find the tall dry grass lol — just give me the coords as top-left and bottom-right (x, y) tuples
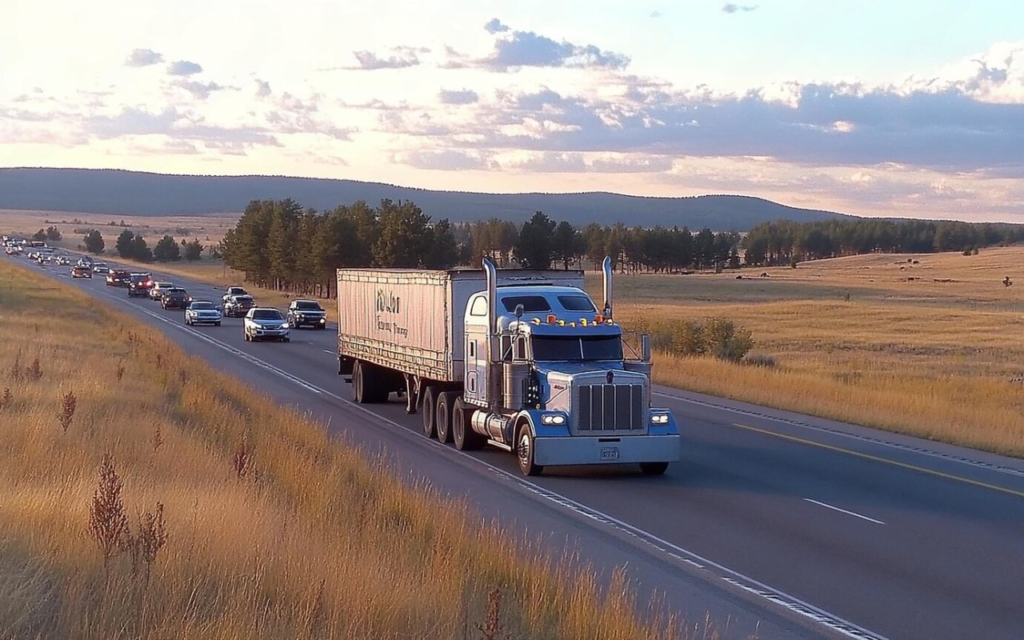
(593, 247), (1024, 457)
(0, 259), (718, 639)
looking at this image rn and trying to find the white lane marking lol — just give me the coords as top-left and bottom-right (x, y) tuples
(804, 499), (885, 525)
(653, 390), (1024, 479)
(53, 269), (889, 640)
(323, 350), (334, 355)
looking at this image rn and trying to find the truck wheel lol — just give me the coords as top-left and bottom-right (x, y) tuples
(640, 462), (669, 476)
(352, 361), (368, 403)
(421, 386), (437, 438)
(516, 423), (543, 476)
(436, 391), (457, 444)
(453, 397), (484, 451)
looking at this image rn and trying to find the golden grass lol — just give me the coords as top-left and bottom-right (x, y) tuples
(0, 260), (712, 639)
(0, 209), (240, 247)
(590, 247), (1024, 457)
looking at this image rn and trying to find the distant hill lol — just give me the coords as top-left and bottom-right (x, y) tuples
(0, 167), (859, 230)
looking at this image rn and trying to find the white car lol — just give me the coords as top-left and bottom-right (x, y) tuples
(243, 308), (290, 342)
(91, 262), (109, 274)
(184, 300), (223, 326)
(150, 282), (174, 300)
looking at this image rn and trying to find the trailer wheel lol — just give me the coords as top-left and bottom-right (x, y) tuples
(639, 462), (669, 476)
(352, 360), (368, 403)
(453, 397), (484, 451)
(355, 361), (389, 404)
(516, 422), (543, 476)
(421, 386), (437, 438)
(436, 391), (457, 444)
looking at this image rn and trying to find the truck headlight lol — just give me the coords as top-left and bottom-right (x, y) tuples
(540, 413), (566, 425)
(650, 413), (670, 425)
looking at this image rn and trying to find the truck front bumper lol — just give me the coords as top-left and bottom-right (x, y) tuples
(533, 434), (681, 467)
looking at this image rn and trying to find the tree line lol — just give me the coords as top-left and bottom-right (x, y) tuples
(742, 218), (1024, 266)
(80, 229), (204, 262)
(216, 198), (1024, 298)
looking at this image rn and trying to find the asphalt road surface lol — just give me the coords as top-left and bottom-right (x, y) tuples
(14, 255), (1024, 640)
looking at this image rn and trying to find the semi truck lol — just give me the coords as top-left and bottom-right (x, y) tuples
(336, 257), (681, 476)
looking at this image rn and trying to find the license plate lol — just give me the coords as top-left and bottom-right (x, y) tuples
(600, 447), (620, 461)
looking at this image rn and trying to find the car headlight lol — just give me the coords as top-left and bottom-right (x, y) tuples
(319, 318), (326, 323)
(280, 323), (290, 329)
(540, 413), (566, 425)
(650, 413), (670, 425)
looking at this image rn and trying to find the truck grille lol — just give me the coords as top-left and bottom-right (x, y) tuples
(576, 384), (644, 432)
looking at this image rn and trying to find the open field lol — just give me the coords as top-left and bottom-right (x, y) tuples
(0, 260), (697, 639)
(1, 209), (240, 248)
(595, 247), (1024, 457)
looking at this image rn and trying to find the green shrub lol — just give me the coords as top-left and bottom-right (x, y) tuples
(630, 317), (756, 362)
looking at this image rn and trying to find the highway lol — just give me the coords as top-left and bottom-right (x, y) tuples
(15, 254), (1024, 640)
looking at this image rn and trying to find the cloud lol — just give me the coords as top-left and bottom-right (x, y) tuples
(398, 149), (494, 171)
(438, 89), (479, 105)
(255, 79), (271, 97)
(84, 106), (281, 152)
(649, 10), (663, 18)
(167, 60), (203, 76)
(446, 22), (630, 71)
(173, 80), (231, 99)
(346, 47), (426, 70)
(722, 3), (759, 13)
(484, 18), (509, 34)
(125, 48), (163, 67)
(381, 61), (1024, 177)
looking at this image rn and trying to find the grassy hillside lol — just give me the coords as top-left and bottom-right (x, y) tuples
(0, 259), (708, 639)
(0, 167), (855, 229)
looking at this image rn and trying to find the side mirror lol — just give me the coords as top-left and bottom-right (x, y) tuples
(640, 333), (651, 363)
(515, 304), (524, 319)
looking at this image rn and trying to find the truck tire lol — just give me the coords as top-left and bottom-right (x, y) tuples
(353, 361), (389, 404)
(452, 397), (484, 451)
(639, 462), (669, 476)
(421, 386), (437, 438)
(436, 391), (457, 444)
(516, 422), (543, 476)
(352, 361), (369, 403)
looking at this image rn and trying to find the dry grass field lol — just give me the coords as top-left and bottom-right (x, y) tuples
(592, 247), (1024, 457)
(0, 209), (239, 248)
(0, 260), (706, 640)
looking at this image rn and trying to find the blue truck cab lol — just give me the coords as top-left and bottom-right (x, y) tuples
(461, 257), (681, 476)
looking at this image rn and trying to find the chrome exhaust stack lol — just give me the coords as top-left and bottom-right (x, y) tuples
(602, 255), (613, 319)
(483, 257), (500, 413)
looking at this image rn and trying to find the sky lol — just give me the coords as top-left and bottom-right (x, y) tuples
(3, 0), (1024, 222)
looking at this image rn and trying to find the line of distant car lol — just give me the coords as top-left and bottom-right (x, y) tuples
(3, 245), (329, 343)
(69, 255), (327, 342)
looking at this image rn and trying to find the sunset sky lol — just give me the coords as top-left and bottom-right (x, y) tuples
(3, 0), (1023, 221)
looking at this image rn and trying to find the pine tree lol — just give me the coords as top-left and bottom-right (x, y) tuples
(423, 219), (459, 269)
(116, 230), (135, 258)
(184, 239), (204, 261)
(372, 199), (430, 268)
(515, 211), (556, 270)
(84, 230), (105, 254)
(153, 235), (180, 262)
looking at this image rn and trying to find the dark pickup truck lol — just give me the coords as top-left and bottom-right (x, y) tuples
(160, 288), (191, 310)
(286, 299), (327, 329)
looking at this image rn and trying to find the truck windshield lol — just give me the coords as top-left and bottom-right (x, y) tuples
(532, 336), (622, 361)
